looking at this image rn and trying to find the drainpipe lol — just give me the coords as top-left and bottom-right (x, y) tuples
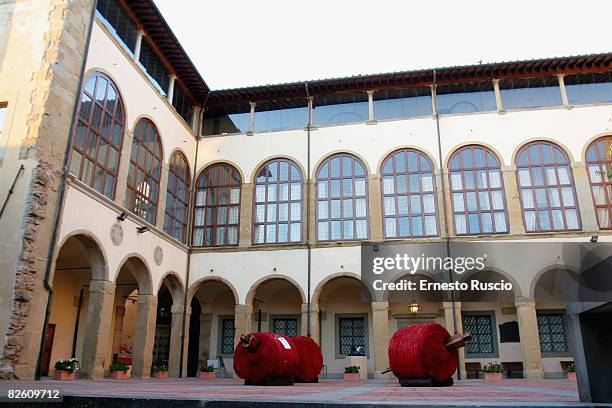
(432, 70), (461, 380)
(35, 1), (97, 380)
(305, 83), (312, 337)
(179, 95), (207, 377)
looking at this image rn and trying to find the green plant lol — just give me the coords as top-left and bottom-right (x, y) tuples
(564, 363), (576, 373)
(152, 364), (168, 372)
(200, 365), (215, 372)
(483, 362), (502, 373)
(54, 358), (79, 373)
(344, 365), (360, 373)
(110, 362), (129, 372)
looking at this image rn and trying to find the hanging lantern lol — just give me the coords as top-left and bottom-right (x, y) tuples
(409, 300), (420, 316)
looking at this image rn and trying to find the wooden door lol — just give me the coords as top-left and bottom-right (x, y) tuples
(41, 324), (55, 376)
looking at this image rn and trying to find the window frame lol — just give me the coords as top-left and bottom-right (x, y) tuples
(217, 316), (235, 357)
(192, 163), (242, 247)
(252, 158), (304, 245)
(585, 136), (612, 230)
(515, 141), (581, 233)
(69, 71), (125, 199)
(126, 118), (163, 224)
(270, 314), (301, 337)
(536, 309), (572, 357)
(334, 313), (369, 359)
(448, 145), (509, 236)
(163, 151), (191, 243)
(461, 310), (499, 358)
(316, 153), (370, 242)
(380, 148), (439, 238)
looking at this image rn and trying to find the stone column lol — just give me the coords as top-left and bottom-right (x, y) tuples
(573, 164), (598, 232)
(247, 102), (256, 135)
(366, 90), (376, 123)
(80, 280), (115, 379)
(493, 79), (504, 112)
(368, 175), (383, 241)
(301, 303), (319, 342)
(238, 183), (253, 247)
(503, 166), (526, 235)
(155, 161), (170, 230)
(114, 129), (133, 207)
(180, 308), (191, 377)
(558, 75), (570, 107)
(234, 304), (253, 350)
(167, 74), (176, 103)
(131, 294), (158, 378)
(168, 303), (185, 378)
(443, 301), (466, 380)
(515, 296), (544, 379)
(372, 301), (390, 378)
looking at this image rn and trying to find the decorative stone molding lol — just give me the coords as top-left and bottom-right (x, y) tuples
(110, 223), (123, 246)
(154, 246), (163, 266)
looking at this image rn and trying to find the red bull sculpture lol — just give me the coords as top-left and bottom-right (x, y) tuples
(234, 332), (323, 385)
(387, 323), (472, 386)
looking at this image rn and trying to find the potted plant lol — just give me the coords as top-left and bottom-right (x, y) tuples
(344, 365), (361, 381)
(109, 362), (130, 379)
(564, 363), (576, 381)
(482, 362), (503, 380)
(152, 364), (169, 379)
(53, 358), (78, 380)
(200, 365), (216, 380)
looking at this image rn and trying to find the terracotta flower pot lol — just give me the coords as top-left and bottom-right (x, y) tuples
(566, 372), (577, 381)
(53, 370), (76, 380)
(200, 371), (216, 380)
(484, 372), (502, 380)
(110, 371), (130, 379)
(344, 372), (361, 381)
(153, 371), (169, 379)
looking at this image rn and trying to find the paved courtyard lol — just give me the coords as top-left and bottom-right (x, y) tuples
(2, 377), (594, 406)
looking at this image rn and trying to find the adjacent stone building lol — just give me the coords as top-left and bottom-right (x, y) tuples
(1, 0), (611, 400)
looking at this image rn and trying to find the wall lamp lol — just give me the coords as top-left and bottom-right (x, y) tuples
(137, 226), (150, 234)
(590, 235), (598, 243)
(117, 212), (128, 221)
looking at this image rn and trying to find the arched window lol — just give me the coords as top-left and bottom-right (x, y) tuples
(449, 146), (508, 235)
(516, 141), (580, 232)
(126, 118), (162, 224)
(69, 72), (124, 198)
(163, 151), (191, 243)
(586, 136), (612, 229)
(253, 159), (303, 244)
(316, 153), (368, 241)
(381, 149), (438, 237)
(193, 163), (241, 246)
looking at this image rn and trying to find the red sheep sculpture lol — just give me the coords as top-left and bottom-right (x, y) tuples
(387, 323), (471, 386)
(292, 336), (323, 383)
(233, 332), (300, 385)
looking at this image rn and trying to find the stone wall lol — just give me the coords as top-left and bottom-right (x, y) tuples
(0, 0), (94, 379)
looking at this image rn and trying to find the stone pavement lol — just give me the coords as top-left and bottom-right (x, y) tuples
(2, 377), (602, 407)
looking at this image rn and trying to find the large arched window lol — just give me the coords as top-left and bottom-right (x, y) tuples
(381, 149), (438, 238)
(253, 159), (303, 244)
(69, 72), (124, 199)
(586, 136), (612, 229)
(516, 141), (580, 232)
(449, 146), (508, 235)
(316, 153), (368, 241)
(126, 118), (162, 224)
(193, 163), (241, 246)
(163, 151), (191, 243)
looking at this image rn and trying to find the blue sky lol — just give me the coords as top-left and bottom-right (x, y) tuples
(154, 0), (612, 90)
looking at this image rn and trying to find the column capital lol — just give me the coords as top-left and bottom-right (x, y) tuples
(88, 279), (114, 293)
(514, 296), (536, 308)
(371, 301), (389, 312)
(171, 304), (187, 314)
(235, 303), (253, 315)
(302, 302), (319, 313)
(443, 301), (462, 310)
(137, 293), (157, 305)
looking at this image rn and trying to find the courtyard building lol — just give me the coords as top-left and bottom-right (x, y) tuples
(0, 0), (611, 402)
